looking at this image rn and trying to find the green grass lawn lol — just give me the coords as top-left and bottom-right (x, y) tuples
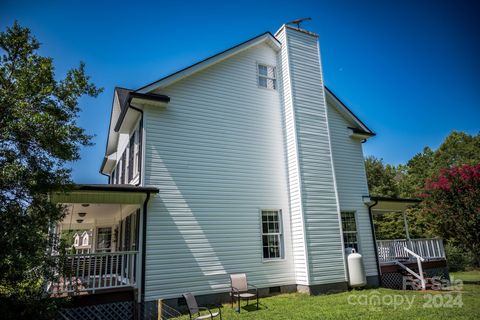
(173, 284), (480, 319)
(451, 270), (480, 282)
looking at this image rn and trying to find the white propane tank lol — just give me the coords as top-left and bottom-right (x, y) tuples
(347, 249), (367, 287)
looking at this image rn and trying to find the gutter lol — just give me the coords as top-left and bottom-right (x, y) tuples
(114, 92), (169, 132)
(366, 198), (382, 284)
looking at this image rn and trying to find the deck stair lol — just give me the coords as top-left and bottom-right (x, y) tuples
(401, 270), (440, 290)
(394, 246), (443, 291)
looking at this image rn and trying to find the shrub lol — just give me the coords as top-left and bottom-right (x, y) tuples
(445, 243), (473, 272)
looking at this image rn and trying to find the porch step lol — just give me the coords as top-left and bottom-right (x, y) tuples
(403, 275), (442, 290)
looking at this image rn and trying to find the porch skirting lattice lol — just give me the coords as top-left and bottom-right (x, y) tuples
(57, 301), (134, 320)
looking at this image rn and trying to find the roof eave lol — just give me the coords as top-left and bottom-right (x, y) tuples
(325, 86), (375, 136)
(113, 92), (170, 132)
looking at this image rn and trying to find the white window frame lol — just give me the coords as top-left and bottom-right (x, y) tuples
(260, 209), (284, 261)
(256, 63), (277, 90)
(82, 234), (89, 246)
(96, 227), (112, 253)
(126, 122), (141, 184)
(74, 235), (79, 246)
(133, 126), (140, 179)
(341, 211), (359, 252)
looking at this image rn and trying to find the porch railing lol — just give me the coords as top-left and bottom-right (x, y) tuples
(377, 238), (445, 264)
(47, 251), (138, 294)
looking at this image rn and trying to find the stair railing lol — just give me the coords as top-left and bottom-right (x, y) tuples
(396, 247), (426, 290)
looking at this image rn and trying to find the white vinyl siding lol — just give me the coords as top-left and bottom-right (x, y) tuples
(143, 43), (295, 300)
(275, 29), (309, 285)
(278, 26), (346, 285)
(327, 99), (378, 276)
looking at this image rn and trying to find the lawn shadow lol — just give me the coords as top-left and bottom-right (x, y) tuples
(240, 302), (268, 312)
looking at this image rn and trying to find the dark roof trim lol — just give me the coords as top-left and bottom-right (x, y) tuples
(135, 32), (280, 93)
(325, 86), (375, 135)
(348, 127), (376, 137)
(74, 184), (159, 193)
(369, 196), (421, 203)
(114, 92), (170, 132)
(129, 91), (171, 103)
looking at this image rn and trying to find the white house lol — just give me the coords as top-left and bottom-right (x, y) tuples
(73, 230), (92, 254)
(50, 23), (447, 313)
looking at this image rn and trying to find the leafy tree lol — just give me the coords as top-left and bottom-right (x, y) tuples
(433, 131), (480, 171)
(364, 156), (399, 197)
(398, 147), (435, 197)
(421, 164), (480, 267)
(0, 22), (101, 319)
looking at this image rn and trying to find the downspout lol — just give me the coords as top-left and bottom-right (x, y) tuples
(367, 199), (382, 285)
(140, 191), (150, 303)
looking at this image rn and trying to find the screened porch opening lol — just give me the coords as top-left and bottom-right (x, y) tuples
(48, 185), (158, 296)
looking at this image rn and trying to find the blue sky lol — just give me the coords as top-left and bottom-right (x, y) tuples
(2, 0), (479, 183)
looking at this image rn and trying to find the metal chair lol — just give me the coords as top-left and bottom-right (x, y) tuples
(229, 273), (258, 312)
(183, 293), (222, 320)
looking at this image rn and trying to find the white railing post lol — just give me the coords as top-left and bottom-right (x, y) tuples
(377, 238), (445, 264)
(47, 251), (138, 295)
(403, 247), (426, 290)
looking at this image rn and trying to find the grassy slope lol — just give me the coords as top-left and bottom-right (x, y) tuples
(174, 285), (480, 320)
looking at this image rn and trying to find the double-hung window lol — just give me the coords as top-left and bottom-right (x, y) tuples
(261, 210), (283, 260)
(341, 211), (358, 251)
(257, 64), (277, 90)
(96, 227), (112, 252)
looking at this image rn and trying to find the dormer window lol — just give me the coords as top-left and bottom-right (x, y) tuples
(257, 64), (277, 90)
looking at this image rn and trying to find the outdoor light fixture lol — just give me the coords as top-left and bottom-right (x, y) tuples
(76, 219), (84, 224)
(78, 212), (87, 217)
(81, 203), (90, 207)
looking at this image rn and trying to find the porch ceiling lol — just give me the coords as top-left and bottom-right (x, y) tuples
(369, 196), (421, 213)
(60, 203), (139, 230)
(50, 184), (159, 205)
(50, 184), (159, 230)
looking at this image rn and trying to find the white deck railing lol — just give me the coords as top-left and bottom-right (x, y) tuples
(377, 238), (445, 264)
(47, 251), (138, 294)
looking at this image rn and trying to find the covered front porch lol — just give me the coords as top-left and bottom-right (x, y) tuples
(48, 184), (158, 296)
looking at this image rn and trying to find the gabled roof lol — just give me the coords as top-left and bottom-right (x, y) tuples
(133, 30), (373, 136)
(136, 32), (281, 93)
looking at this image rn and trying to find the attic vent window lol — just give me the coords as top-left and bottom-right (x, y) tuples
(257, 64), (277, 90)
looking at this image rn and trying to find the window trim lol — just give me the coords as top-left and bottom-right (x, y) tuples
(256, 62), (277, 90)
(260, 209), (284, 262)
(96, 227), (112, 253)
(340, 211), (360, 252)
(82, 234), (88, 246)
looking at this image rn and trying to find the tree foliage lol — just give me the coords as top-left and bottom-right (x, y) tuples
(421, 164), (480, 266)
(0, 22), (101, 318)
